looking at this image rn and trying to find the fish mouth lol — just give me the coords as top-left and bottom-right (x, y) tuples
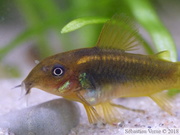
(22, 81), (33, 95)
(14, 81), (33, 95)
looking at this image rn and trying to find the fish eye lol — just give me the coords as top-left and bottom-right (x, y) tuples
(52, 65), (64, 76)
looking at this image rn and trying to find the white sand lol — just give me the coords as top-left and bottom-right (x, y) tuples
(1, 79), (180, 135)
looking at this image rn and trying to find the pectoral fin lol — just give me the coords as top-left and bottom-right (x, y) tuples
(83, 104), (103, 124)
(149, 92), (173, 115)
(76, 92), (104, 124)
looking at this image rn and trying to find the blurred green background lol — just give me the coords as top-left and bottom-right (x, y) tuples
(0, 0), (180, 79)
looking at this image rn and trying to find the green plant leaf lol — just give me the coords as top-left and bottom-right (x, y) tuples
(61, 17), (108, 33)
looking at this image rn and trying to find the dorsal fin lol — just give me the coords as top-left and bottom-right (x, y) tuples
(96, 14), (140, 51)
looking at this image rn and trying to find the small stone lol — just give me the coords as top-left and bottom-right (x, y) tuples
(0, 98), (80, 135)
(135, 118), (141, 123)
(159, 123), (164, 127)
(118, 121), (125, 127)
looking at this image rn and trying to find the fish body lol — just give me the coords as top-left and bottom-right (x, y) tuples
(75, 47), (179, 104)
(22, 15), (179, 124)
